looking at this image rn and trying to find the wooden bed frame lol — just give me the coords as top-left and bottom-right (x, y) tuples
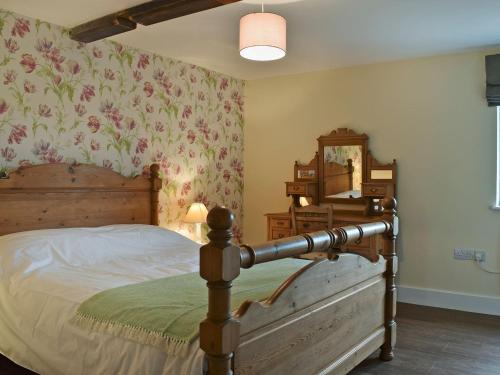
(0, 163), (398, 375)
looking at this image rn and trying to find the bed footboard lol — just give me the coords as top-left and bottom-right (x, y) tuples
(199, 198), (398, 375)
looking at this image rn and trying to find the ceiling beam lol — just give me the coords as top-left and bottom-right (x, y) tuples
(70, 0), (242, 43)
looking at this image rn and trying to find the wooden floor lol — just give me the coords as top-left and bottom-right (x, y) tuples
(352, 303), (500, 375)
(1, 303), (499, 374)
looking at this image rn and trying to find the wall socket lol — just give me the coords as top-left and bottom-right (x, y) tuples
(453, 248), (486, 262)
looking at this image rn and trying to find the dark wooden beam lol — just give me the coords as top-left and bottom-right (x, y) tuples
(70, 0), (242, 43)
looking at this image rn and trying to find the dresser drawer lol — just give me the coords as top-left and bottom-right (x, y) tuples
(286, 183), (306, 195)
(362, 183), (387, 197)
(296, 220), (329, 234)
(271, 228), (291, 240)
(270, 218), (290, 228)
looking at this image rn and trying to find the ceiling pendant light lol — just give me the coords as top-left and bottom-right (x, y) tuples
(239, 3), (287, 61)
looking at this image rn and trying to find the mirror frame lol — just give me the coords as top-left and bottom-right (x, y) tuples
(318, 128), (368, 204)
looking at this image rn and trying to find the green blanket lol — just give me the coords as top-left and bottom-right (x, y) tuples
(71, 258), (309, 357)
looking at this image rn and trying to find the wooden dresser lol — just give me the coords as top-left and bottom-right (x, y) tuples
(266, 128), (397, 259)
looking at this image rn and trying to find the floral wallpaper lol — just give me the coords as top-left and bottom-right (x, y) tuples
(324, 145), (362, 191)
(0, 10), (245, 242)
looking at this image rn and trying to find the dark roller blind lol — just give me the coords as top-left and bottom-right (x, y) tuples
(486, 54), (500, 106)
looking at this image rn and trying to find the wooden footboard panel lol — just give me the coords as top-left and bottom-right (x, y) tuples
(234, 257), (386, 375)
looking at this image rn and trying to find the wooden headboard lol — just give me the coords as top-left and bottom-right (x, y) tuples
(0, 163), (161, 236)
(323, 159), (353, 195)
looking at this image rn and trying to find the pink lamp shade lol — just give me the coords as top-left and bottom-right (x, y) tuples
(239, 12), (287, 61)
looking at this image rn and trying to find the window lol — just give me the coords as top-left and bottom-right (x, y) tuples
(495, 107), (500, 209)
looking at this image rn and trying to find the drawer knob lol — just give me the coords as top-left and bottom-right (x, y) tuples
(370, 188), (377, 192)
(278, 233), (284, 238)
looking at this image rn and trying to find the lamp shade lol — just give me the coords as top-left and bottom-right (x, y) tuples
(184, 202), (208, 224)
(239, 12), (286, 61)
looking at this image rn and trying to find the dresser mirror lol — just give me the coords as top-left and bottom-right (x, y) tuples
(318, 129), (368, 203)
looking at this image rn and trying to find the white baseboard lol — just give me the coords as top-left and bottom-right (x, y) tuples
(397, 285), (500, 316)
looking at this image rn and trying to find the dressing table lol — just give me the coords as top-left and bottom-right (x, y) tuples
(266, 128), (397, 259)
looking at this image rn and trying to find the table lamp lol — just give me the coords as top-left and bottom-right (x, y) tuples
(184, 202), (208, 243)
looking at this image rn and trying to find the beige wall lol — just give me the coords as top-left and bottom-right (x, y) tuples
(244, 51), (500, 298)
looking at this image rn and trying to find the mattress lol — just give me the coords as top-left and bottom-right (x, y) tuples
(0, 225), (205, 375)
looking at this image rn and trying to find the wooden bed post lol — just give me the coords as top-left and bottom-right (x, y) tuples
(379, 196), (398, 361)
(199, 207), (240, 375)
(149, 164), (161, 226)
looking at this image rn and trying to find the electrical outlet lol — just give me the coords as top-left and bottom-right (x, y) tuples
(454, 248), (475, 260)
(454, 248), (487, 262)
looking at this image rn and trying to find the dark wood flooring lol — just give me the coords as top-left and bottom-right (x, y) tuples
(1, 303), (499, 374)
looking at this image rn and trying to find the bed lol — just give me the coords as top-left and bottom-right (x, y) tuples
(0, 163), (398, 375)
(323, 159), (362, 198)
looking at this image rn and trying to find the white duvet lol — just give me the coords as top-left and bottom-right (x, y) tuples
(0, 225), (205, 375)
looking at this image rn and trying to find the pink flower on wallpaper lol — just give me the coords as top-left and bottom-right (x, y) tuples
(224, 186), (231, 196)
(177, 199), (186, 208)
(178, 120), (187, 131)
(74, 103), (87, 117)
(194, 192), (209, 207)
(212, 131), (219, 141)
(180, 66), (187, 77)
(104, 68), (115, 80)
(74, 132), (85, 145)
(135, 138), (148, 154)
(35, 38), (53, 55)
(232, 91), (244, 112)
(133, 70), (143, 82)
(8, 124), (27, 144)
(23, 80), (36, 93)
(114, 43), (124, 54)
(232, 134), (239, 143)
(20, 54), (36, 73)
(3, 70), (16, 85)
(154, 121), (164, 132)
(195, 118), (210, 140)
(178, 144), (185, 154)
(174, 164), (181, 175)
(87, 116), (101, 133)
(187, 130), (196, 144)
(38, 104), (52, 118)
(189, 74), (197, 83)
(48, 48), (65, 72)
(231, 158), (243, 178)
(216, 182), (222, 193)
(125, 117), (137, 130)
(225, 119), (232, 128)
(217, 92), (223, 101)
(218, 147), (227, 160)
(181, 181), (191, 196)
(189, 150), (195, 159)
(216, 112), (223, 122)
(231, 201), (239, 210)
(1, 147), (16, 162)
(182, 105), (192, 119)
(4, 38), (19, 53)
(143, 82), (154, 97)
(224, 100), (232, 114)
(11, 18), (30, 38)
(137, 54), (150, 69)
(131, 155), (141, 167)
(216, 162), (223, 171)
(197, 165), (205, 175)
(102, 160), (113, 169)
(90, 139), (100, 151)
(66, 60), (81, 75)
(99, 100), (122, 128)
(220, 78), (228, 91)
(0, 99), (9, 114)
(92, 47), (103, 58)
(145, 103), (154, 113)
(79, 85), (95, 102)
(31, 140), (62, 163)
(197, 91), (205, 101)
(223, 170), (230, 182)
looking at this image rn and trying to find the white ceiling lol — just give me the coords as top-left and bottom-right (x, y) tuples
(2, 0), (500, 80)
